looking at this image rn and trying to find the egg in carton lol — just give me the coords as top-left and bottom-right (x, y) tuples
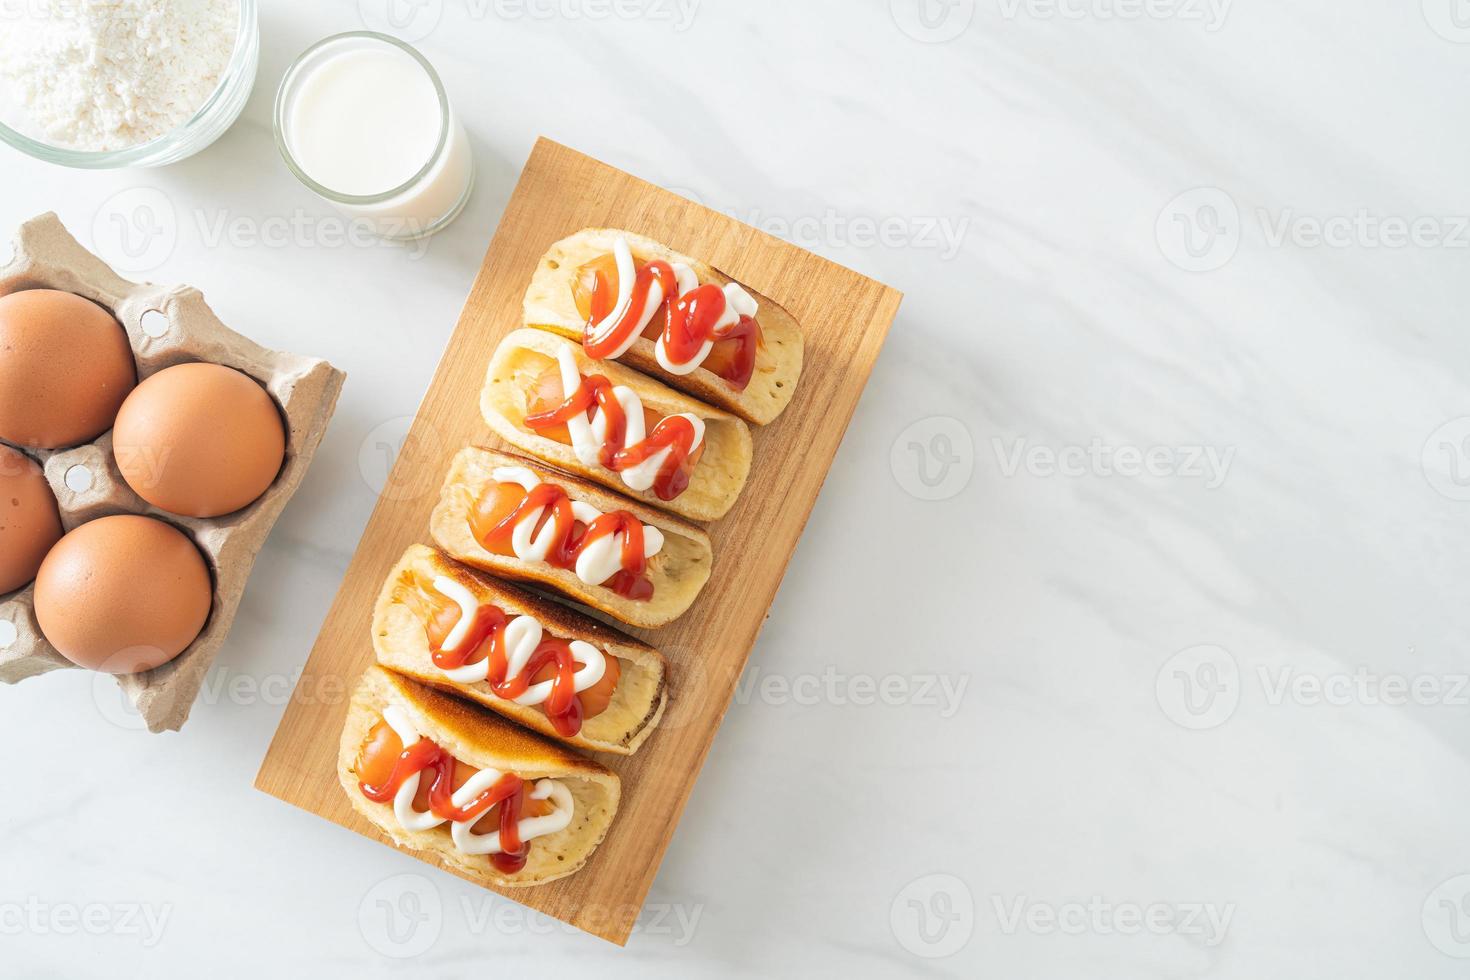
(0, 212), (346, 732)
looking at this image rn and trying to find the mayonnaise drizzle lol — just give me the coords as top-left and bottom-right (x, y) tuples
(489, 465), (664, 587)
(382, 703), (574, 852)
(553, 343), (705, 494)
(583, 235), (760, 375)
(584, 237), (659, 361)
(430, 575), (607, 705)
(653, 262), (759, 377)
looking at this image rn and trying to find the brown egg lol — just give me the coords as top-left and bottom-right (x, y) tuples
(0, 445), (62, 594)
(0, 289), (136, 449)
(33, 515), (212, 673)
(113, 362), (287, 518)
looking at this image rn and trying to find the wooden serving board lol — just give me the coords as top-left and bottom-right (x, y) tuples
(254, 138), (902, 945)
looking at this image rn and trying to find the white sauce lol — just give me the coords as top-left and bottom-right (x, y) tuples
(429, 575), (607, 705)
(655, 271), (759, 377)
(584, 236), (662, 360)
(381, 703), (574, 850)
(552, 343), (705, 494)
(488, 465), (663, 587)
(582, 235), (760, 377)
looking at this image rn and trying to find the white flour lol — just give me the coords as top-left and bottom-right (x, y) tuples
(0, 0), (237, 151)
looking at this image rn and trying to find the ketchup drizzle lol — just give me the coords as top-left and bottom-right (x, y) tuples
(524, 374), (699, 502)
(429, 600), (586, 738)
(584, 257), (759, 391)
(359, 734), (530, 874)
(470, 481), (653, 600)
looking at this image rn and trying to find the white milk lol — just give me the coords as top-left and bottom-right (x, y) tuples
(276, 34), (473, 239)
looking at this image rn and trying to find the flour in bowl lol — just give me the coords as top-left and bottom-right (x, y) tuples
(0, 0), (238, 152)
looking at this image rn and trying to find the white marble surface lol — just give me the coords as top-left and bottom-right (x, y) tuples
(4, 0), (1470, 976)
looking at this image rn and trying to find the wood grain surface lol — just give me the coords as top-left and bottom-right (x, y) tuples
(254, 138), (902, 945)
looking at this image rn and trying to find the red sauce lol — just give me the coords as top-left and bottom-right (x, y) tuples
(470, 480), (653, 600)
(494, 790), (527, 874)
(406, 575), (623, 736)
(605, 568), (655, 602)
(429, 600), (585, 738)
(524, 372), (699, 502)
(359, 730), (530, 874)
(581, 253), (761, 391)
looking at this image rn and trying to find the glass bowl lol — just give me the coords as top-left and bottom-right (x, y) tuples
(0, 0), (259, 169)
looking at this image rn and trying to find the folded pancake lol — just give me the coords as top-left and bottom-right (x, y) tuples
(373, 545), (667, 754)
(523, 227), (804, 425)
(430, 447), (713, 628)
(339, 666), (620, 887)
(481, 328), (752, 523)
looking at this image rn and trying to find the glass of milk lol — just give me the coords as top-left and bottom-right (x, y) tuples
(273, 32), (474, 240)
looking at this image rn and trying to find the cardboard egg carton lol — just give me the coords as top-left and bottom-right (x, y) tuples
(0, 213), (346, 732)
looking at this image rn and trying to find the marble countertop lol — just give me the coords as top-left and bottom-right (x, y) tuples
(5, 1), (1469, 976)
